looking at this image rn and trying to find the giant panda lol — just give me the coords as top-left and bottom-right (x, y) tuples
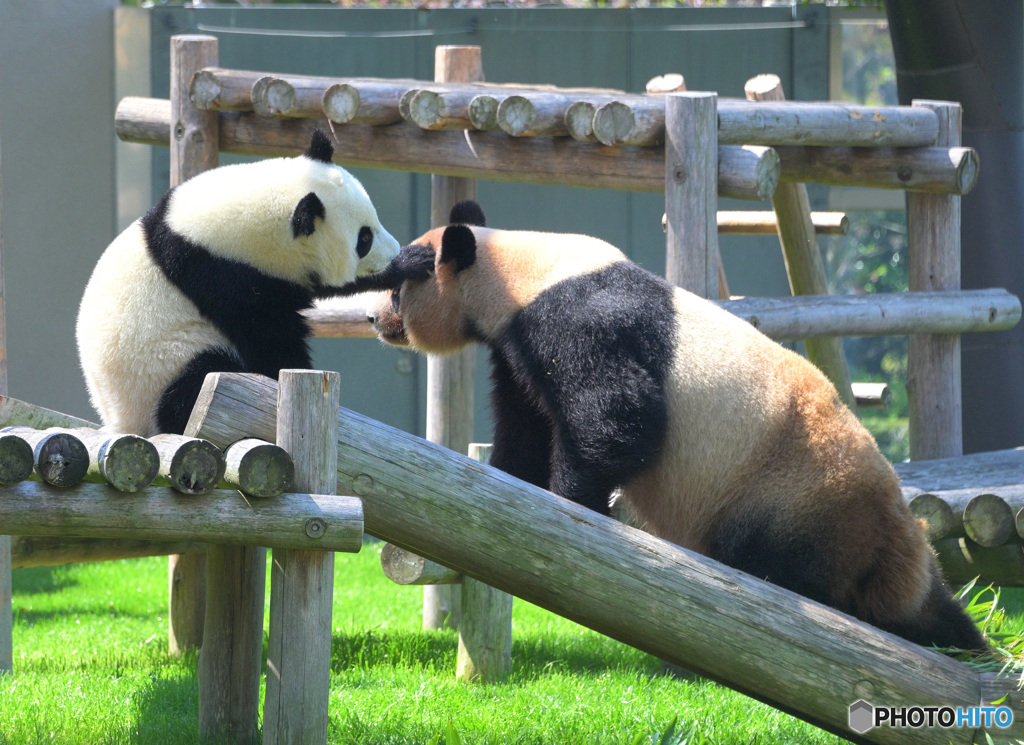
(77, 129), (400, 436)
(368, 199), (986, 652)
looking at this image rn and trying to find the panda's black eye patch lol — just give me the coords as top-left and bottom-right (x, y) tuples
(357, 226), (374, 259)
(391, 287), (401, 313)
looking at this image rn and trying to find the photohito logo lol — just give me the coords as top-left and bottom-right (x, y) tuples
(848, 700), (1013, 734)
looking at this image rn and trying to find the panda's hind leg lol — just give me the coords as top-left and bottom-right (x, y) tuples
(157, 347), (245, 435)
(876, 573), (988, 651)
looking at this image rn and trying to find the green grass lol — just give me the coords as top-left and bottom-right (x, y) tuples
(2, 546), (1016, 745)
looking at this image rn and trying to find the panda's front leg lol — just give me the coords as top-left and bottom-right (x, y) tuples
(487, 351), (553, 490)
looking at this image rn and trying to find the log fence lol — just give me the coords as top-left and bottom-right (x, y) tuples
(0, 32), (1023, 745)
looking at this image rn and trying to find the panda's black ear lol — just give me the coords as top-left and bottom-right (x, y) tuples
(449, 200), (486, 227)
(439, 224), (477, 274)
(305, 129), (334, 164)
(291, 192), (326, 238)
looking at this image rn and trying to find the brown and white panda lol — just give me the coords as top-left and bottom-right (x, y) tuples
(369, 200), (985, 652)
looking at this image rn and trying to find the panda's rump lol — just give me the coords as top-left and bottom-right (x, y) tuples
(77, 222), (233, 435)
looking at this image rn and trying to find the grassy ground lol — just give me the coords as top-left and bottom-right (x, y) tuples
(1, 545), (1017, 745)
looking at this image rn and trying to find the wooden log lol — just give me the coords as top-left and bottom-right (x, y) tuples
(170, 37), (221, 670)
(409, 89), (477, 131)
(895, 448), (1024, 493)
(3, 427), (89, 488)
(933, 538), (1024, 587)
(564, 100), (600, 142)
(456, 444), (512, 684)
(190, 67), (261, 112)
(11, 536), (204, 569)
(380, 543), (461, 585)
(114, 98), (779, 200)
(305, 288), (1022, 342)
(646, 73), (687, 95)
(664, 92), (718, 298)
(577, 93), (940, 148)
(422, 45), (481, 633)
(149, 433), (226, 496)
(468, 94), (500, 131)
(746, 74), (854, 410)
(263, 370), (342, 745)
(852, 381), (891, 409)
(715, 210), (847, 236)
(198, 542), (265, 745)
(593, 100), (664, 147)
(963, 493), (1016, 547)
(251, 75), (339, 119)
(0, 395), (96, 429)
(980, 672), (1024, 742)
(907, 101), (963, 462)
(64, 428), (160, 493)
(720, 289), (1021, 340)
(497, 94), (571, 137)
(0, 432), (34, 485)
(0, 481), (361, 550)
(323, 81), (403, 125)
(907, 492), (958, 542)
(717, 145), (779, 203)
(222, 438), (294, 499)
(776, 144), (979, 195)
(188, 372), (996, 745)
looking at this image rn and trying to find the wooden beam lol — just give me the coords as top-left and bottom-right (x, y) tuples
(0, 481), (361, 551)
(114, 98), (778, 201)
(306, 289), (1021, 342)
(907, 101), (963, 461)
(264, 370), (341, 744)
(11, 537), (204, 569)
(187, 372), (1000, 745)
(746, 74), (854, 410)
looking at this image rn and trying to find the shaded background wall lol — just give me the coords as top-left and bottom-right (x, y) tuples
(886, 0), (1024, 455)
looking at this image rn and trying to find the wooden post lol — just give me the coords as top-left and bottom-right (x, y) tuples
(664, 92), (718, 298)
(424, 45), (482, 631)
(907, 101), (963, 460)
(263, 370), (340, 744)
(744, 74), (855, 409)
(168, 34), (219, 658)
(0, 108), (11, 676)
(456, 444), (512, 684)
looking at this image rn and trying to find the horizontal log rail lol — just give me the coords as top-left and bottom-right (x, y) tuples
(0, 481), (363, 553)
(304, 289), (1021, 341)
(115, 97), (975, 197)
(185, 371), (1023, 745)
(186, 68), (940, 149)
(11, 536), (205, 569)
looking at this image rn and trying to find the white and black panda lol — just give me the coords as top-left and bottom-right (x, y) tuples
(77, 129), (400, 436)
(369, 199), (985, 652)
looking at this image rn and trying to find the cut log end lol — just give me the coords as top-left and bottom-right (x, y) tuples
(252, 78), (295, 118)
(189, 70), (223, 110)
(645, 73), (686, 95)
(743, 73), (783, 100)
(909, 493), (955, 541)
(593, 101), (636, 147)
(0, 434), (34, 486)
(468, 95), (499, 130)
(963, 493), (1015, 547)
(497, 95), (537, 137)
(323, 83), (359, 123)
(98, 434), (161, 493)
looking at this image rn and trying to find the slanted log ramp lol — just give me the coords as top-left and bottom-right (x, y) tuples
(181, 371), (1023, 745)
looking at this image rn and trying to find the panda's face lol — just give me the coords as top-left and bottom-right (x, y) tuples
(371, 225), (479, 354)
(164, 147), (399, 292)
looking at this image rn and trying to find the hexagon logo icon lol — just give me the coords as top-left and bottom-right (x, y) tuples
(849, 700), (875, 734)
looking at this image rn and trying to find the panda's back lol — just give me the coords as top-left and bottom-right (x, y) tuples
(76, 220), (232, 435)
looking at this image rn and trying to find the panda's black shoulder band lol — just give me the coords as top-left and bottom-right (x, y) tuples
(331, 243), (435, 296)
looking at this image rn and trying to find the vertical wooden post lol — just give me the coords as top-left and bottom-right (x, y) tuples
(169, 34), (219, 658)
(263, 370), (340, 745)
(456, 444), (512, 684)
(169, 36), (260, 745)
(424, 45), (482, 631)
(664, 92), (718, 298)
(197, 543), (266, 745)
(744, 74), (855, 410)
(0, 109), (12, 676)
(907, 100), (963, 460)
